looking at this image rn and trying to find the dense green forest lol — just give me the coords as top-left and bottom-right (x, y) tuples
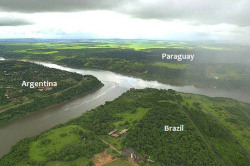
(0, 40), (250, 91)
(0, 61), (103, 126)
(1, 89), (249, 166)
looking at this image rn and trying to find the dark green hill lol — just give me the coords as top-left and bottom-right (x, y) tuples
(0, 89), (249, 166)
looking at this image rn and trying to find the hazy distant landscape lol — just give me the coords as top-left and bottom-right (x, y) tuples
(1, 40), (250, 92)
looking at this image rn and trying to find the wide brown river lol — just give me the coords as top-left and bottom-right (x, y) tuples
(0, 60), (249, 157)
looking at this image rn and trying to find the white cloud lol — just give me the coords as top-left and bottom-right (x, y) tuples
(0, 10), (249, 44)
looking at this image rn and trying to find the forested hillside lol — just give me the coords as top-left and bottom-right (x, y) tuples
(0, 61), (103, 126)
(1, 89), (248, 166)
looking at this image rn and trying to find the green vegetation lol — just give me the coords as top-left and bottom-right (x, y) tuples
(0, 125), (107, 166)
(0, 61), (103, 126)
(107, 149), (121, 158)
(113, 107), (149, 130)
(181, 94), (250, 153)
(103, 159), (131, 166)
(1, 40), (250, 91)
(0, 89), (249, 165)
(153, 62), (187, 69)
(29, 125), (85, 161)
(123, 101), (219, 165)
(46, 157), (91, 166)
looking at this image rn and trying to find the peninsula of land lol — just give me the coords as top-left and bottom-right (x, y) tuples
(0, 60), (103, 126)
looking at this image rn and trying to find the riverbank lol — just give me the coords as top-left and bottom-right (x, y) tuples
(0, 81), (122, 158)
(0, 78), (103, 127)
(0, 61), (104, 127)
(0, 60), (249, 159)
(1, 88), (249, 165)
(4, 57), (250, 93)
(38, 61), (250, 104)
(3, 58), (250, 103)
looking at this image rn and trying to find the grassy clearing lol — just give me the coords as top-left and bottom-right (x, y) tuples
(107, 148), (121, 158)
(45, 157), (90, 166)
(102, 107), (149, 151)
(30, 50), (58, 54)
(13, 49), (58, 54)
(153, 62), (188, 69)
(29, 125), (84, 161)
(199, 46), (228, 50)
(103, 159), (132, 166)
(113, 107), (149, 130)
(102, 135), (124, 151)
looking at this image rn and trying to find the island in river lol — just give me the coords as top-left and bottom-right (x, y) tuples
(0, 60), (103, 126)
(0, 88), (249, 166)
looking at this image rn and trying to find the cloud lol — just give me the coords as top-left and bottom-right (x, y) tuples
(0, 11), (249, 44)
(0, 0), (249, 43)
(119, 0), (250, 27)
(0, 0), (249, 27)
(0, 0), (128, 13)
(0, 17), (33, 26)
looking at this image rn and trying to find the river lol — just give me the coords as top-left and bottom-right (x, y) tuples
(0, 60), (249, 157)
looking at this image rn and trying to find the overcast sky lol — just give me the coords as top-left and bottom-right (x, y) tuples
(0, 0), (249, 44)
